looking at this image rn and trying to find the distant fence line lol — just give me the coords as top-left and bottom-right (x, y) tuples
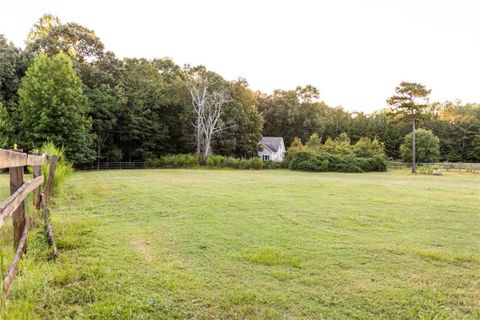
(75, 161), (480, 173)
(388, 161), (480, 173)
(75, 162), (147, 170)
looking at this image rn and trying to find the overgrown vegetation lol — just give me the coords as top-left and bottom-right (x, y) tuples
(1, 169), (478, 318)
(286, 133), (387, 172)
(147, 154), (264, 170)
(41, 142), (73, 196)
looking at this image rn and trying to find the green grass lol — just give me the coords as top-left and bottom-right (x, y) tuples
(0, 169), (479, 319)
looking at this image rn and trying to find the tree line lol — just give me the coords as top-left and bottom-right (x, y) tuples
(0, 14), (479, 164)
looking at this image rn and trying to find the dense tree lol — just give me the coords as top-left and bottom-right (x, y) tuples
(387, 82), (431, 173)
(1, 15), (479, 165)
(18, 52), (94, 163)
(26, 14), (104, 63)
(214, 79), (263, 158)
(80, 52), (126, 165)
(26, 13), (61, 44)
(258, 87), (326, 146)
(399, 129), (440, 163)
(118, 58), (168, 161)
(0, 35), (31, 147)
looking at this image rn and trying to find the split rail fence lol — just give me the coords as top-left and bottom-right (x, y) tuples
(0, 148), (59, 298)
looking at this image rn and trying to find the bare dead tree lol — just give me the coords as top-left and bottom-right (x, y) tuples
(186, 75), (210, 156)
(186, 75), (232, 157)
(201, 89), (232, 156)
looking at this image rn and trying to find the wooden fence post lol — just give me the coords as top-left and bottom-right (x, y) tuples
(44, 155), (59, 206)
(9, 166), (26, 252)
(32, 164), (42, 210)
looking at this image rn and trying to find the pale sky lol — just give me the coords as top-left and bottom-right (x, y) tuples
(2, 0), (479, 112)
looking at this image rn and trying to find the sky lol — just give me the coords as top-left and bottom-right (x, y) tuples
(1, 0), (479, 112)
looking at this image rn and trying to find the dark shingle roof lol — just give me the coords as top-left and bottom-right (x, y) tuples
(260, 137), (284, 152)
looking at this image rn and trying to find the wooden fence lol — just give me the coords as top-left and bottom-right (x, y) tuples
(0, 149), (59, 298)
(388, 161), (480, 173)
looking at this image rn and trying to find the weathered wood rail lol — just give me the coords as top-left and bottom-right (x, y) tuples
(0, 148), (59, 297)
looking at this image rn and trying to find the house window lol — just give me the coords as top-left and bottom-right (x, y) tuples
(263, 154), (270, 161)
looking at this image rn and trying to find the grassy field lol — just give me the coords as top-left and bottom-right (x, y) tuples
(0, 169), (479, 319)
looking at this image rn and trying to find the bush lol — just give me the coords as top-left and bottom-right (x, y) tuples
(41, 142), (73, 196)
(288, 151), (387, 173)
(287, 133), (388, 173)
(147, 154), (264, 170)
(263, 160), (288, 169)
(147, 154), (199, 168)
(400, 129), (440, 163)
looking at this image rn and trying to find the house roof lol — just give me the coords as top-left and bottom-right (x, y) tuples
(260, 137), (284, 153)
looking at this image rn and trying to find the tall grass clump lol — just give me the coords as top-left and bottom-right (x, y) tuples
(148, 154), (264, 170)
(42, 142), (73, 196)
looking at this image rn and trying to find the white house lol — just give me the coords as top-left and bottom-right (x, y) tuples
(258, 137), (285, 162)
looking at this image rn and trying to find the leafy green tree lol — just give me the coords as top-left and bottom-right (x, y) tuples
(286, 137), (304, 161)
(27, 17), (104, 63)
(118, 58), (168, 161)
(258, 87), (326, 145)
(467, 135), (480, 161)
(80, 52), (126, 165)
(18, 52), (94, 163)
(26, 13), (61, 44)
(354, 137), (385, 159)
(387, 82), (431, 173)
(399, 129), (440, 163)
(305, 133), (322, 154)
(214, 79), (263, 157)
(321, 134), (353, 155)
(0, 34), (31, 146)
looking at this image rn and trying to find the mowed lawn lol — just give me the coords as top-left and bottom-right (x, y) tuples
(1, 169), (479, 319)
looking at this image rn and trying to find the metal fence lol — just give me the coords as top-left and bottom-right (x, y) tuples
(388, 161), (480, 173)
(74, 162), (147, 170)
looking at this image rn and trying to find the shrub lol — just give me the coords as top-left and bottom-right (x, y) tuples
(147, 154), (263, 170)
(263, 160), (288, 169)
(41, 142), (73, 196)
(399, 129), (440, 163)
(285, 137), (304, 161)
(288, 151), (387, 173)
(147, 154), (199, 168)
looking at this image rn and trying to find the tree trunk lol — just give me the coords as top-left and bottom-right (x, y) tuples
(204, 134), (212, 157)
(196, 122), (202, 156)
(412, 117), (416, 174)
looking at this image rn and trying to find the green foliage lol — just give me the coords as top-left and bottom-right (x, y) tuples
(400, 129), (440, 163)
(148, 154), (199, 168)
(354, 137), (386, 159)
(285, 137), (304, 161)
(18, 52), (94, 163)
(258, 88), (327, 146)
(147, 154), (264, 170)
(304, 132), (322, 154)
(41, 142), (73, 196)
(2, 18), (480, 165)
(213, 79), (264, 158)
(288, 133), (387, 172)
